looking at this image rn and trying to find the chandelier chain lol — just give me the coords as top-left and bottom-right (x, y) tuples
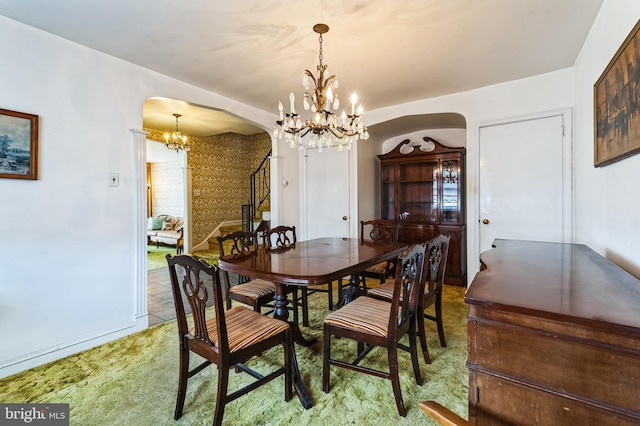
(318, 33), (323, 68)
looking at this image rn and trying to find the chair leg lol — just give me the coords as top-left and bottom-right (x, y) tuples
(291, 287), (299, 325)
(302, 288), (309, 327)
(174, 345), (189, 420)
(388, 346), (406, 417)
(435, 292), (447, 347)
(417, 308), (431, 364)
(410, 319), (424, 385)
(213, 365), (229, 426)
(283, 331), (293, 401)
(322, 325), (331, 393)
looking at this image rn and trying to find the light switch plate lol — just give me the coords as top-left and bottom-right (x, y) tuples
(109, 173), (119, 187)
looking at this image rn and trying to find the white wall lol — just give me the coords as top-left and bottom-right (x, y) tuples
(573, 0), (640, 278)
(0, 16), (275, 378)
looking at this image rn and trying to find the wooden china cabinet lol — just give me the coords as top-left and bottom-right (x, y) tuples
(378, 137), (466, 286)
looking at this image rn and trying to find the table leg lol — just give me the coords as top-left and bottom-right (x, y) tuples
(337, 274), (367, 307)
(273, 285), (317, 346)
(273, 284), (314, 409)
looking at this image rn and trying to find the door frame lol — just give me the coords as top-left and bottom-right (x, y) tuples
(467, 108), (573, 282)
(133, 130), (191, 330)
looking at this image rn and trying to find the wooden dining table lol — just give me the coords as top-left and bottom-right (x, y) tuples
(218, 236), (408, 409)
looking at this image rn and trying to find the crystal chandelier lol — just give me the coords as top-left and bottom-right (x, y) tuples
(164, 113), (190, 152)
(274, 23), (369, 152)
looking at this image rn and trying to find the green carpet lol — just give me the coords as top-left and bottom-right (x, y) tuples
(0, 285), (469, 425)
(148, 245), (178, 270)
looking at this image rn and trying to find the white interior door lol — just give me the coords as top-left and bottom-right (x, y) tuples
(302, 146), (352, 240)
(479, 114), (571, 254)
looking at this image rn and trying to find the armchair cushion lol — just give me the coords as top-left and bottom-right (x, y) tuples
(150, 216), (167, 230)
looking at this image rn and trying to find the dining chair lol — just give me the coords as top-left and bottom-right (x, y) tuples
(165, 254), (293, 426)
(322, 243), (426, 417)
(368, 234), (448, 363)
(216, 230), (278, 316)
(359, 219), (400, 286)
(262, 225), (309, 326)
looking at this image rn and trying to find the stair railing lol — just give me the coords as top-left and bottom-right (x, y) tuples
(242, 148), (271, 232)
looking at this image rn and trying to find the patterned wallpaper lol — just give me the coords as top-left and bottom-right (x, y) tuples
(150, 159), (184, 217)
(146, 129), (271, 246)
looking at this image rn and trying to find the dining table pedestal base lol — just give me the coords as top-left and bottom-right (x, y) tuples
(274, 284), (314, 409)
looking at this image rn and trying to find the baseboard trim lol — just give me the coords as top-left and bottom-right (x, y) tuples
(0, 321), (139, 380)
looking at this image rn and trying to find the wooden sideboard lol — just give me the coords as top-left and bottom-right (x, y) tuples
(465, 239), (640, 425)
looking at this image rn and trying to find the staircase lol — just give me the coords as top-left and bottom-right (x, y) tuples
(242, 149), (271, 232)
(191, 223), (242, 265)
(192, 149), (271, 265)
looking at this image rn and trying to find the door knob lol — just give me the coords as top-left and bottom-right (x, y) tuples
(482, 218), (490, 224)
(342, 216), (348, 221)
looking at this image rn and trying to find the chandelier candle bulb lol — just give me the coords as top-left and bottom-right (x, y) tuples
(350, 92), (357, 115)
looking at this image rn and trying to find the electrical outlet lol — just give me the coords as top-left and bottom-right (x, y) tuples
(109, 173), (119, 187)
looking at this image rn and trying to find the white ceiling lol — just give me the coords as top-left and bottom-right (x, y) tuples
(0, 0), (604, 137)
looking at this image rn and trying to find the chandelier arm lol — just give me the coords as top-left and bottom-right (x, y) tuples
(304, 69), (317, 85)
(323, 75), (337, 87)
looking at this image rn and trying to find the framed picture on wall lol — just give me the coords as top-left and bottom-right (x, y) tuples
(0, 108), (39, 180)
(594, 19), (640, 167)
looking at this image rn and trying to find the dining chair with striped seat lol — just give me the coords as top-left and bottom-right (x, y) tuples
(322, 243), (426, 417)
(217, 230), (280, 316)
(358, 219), (400, 287)
(262, 225), (309, 326)
(166, 254), (293, 426)
(368, 234), (448, 364)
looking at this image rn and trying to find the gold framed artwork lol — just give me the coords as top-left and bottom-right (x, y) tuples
(594, 19), (640, 167)
(0, 108), (39, 179)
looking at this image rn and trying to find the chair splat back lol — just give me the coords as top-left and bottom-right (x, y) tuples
(264, 225), (297, 249)
(166, 254), (227, 355)
(361, 219), (398, 244)
(424, 235), (446, 299)
(393, 243), (425, 333)
(358, 219), (401, 287)
(219, 230), (258, 256)
(217, 230), (260, 286)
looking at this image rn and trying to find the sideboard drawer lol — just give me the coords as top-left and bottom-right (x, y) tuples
(471, 319), (640, 413)
(470, 372), (640, 426)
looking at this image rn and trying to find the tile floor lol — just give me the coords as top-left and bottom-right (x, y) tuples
(147, 267), (178, 326)
(147, 266), (225, 327)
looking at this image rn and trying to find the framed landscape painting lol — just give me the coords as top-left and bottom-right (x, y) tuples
(0, 108), (39, 180)
(594, 19), (640, 167)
